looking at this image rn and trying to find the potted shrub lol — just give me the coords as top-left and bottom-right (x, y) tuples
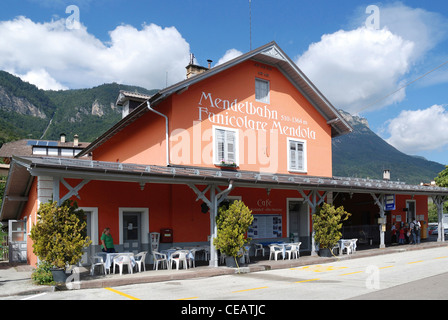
(30, 200), (92, 283)
(313, 203), (351, 257)
(213, 200), (254, 268)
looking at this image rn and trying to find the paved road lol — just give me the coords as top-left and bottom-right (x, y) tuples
(8, 246), (448, 302)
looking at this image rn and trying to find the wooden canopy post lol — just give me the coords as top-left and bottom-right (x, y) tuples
(371, 193), (386, 249)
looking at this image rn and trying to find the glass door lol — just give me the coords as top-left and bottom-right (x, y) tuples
(8, 220), (27, 263)
(123, 212), (140, 254)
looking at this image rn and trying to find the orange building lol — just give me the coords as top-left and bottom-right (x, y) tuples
(2, 42), (448, 267)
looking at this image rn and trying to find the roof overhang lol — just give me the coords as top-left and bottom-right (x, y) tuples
(77, 41), (352, 158)
(2, 156), (447, 221)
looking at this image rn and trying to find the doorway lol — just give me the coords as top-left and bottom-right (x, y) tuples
(119, 208), (149, 255)
(287, 199), (310, 251)
(123, 212), (141, 254)
(406, 200), (416, 223)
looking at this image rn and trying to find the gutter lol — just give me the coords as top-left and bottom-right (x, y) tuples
(147, 101), (170, 166)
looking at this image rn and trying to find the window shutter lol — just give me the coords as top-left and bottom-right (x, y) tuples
(226, 130), (236, 163)
(289, 141), (304, 171)
(216, 129), (225, 163)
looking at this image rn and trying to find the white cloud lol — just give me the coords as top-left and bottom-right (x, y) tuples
(296, 27), (414, 114)
(216, 49), (243, 66)
(18, 69), (68, 90)
(385, 105), (448, 153)
(0, 17), (190, 90)
(295, 3), (447, 114)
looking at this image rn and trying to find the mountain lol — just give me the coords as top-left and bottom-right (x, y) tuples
(0, 71), (157, 144)
(0, 70), (444, 184)
(332, 110), (445, 184)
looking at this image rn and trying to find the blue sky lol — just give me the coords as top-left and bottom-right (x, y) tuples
(1, 0), (448, 167)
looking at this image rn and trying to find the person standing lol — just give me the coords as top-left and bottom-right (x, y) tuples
(414, 219), (421, 244)
(101, 227), (116, 253)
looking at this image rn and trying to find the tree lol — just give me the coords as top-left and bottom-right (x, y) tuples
(30, 200), (91, 270)
(313, 203), (351, 252)
(435, 166), (448, 187)
(213, 200), (254, 266)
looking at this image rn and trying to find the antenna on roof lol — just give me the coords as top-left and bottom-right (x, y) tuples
(249, 0), (252, 51)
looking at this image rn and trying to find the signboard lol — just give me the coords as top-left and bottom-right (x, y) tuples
(248, 214), (282, 239)
(385, 194), (396, 211)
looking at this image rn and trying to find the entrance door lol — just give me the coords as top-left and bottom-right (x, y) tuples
(123, 212), (141, 254)
(288, 200), (309, 250)
(8, 220), (27, 263)
(406, 200), (416, 223)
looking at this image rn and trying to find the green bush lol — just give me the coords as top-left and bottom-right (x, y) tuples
(30, 200), (92, 270)
(31, 261), (54, 285)
(313, 203), (351, 250)
(213, 200), (254, 259)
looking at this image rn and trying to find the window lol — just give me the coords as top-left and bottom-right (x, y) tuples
(255, 78), (270, 103)
(288, 138), (307, 172)
(214, 126), (238, 165)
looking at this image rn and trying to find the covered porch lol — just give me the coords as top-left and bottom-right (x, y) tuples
(3, 156), (448, 267)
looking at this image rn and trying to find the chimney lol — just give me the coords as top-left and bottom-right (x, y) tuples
(186, 53), (210, 79)
(60, 133), (66, 143)
(383, 169), (390, 181)
(73, 134), (79, 147)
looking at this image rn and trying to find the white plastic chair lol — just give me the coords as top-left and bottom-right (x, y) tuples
(134, 251), (147, 272)
(294, 242), (302, 259)
(254, 243), (265, 257)
(171, 250), (188, 270)
(351, 239), (358, 253)
(90, 255), (108, 276)
(269, 244), (283, 261)
(284, 244), (295, 260)
(113, 254), (133, 275)
(152, 251), (168, 270)
(342, 240), (353, 255)
(238, 248), (250, 264)
(188, 249), (198, 268)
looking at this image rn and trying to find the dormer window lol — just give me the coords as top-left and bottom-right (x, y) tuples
(255, 78), (270, 104)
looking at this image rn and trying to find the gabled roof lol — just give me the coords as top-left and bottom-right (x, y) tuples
(77, 41), (352, 158)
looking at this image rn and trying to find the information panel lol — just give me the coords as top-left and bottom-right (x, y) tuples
(248, 214), (282, 239)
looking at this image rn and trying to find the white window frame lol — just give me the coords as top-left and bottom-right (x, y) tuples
(118, 208), (150, 245)
(255, 78), (270, 104)
(287, 137), (307, 173)
(213, 125), (239, 166)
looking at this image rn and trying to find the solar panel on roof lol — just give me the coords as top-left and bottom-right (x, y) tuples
(27, 140), (37, 145)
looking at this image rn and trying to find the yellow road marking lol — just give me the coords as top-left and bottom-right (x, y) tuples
(340, 271), (363, 276)
(435, 256), (448, 260)
(294, 265), (348, 273)
(232, 286), (268, 293)
(295, 278), (320, 283)
(379, 266), (394, 269)
(178, 296), (200, 300)
(105, 287), (140, 300)
(407, 260), (423, 264)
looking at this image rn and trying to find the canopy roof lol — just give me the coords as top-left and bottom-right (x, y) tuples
(2, 155), (447, 221)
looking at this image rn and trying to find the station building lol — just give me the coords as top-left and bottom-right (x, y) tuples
(2, 42), (448, 267)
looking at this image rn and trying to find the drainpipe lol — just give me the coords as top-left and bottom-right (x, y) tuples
(147, 101), (170, 166)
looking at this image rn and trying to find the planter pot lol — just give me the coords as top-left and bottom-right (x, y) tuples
(50, 268), (68, 283)
(225, 256), (238, 268)
(318, 248), (333, 258)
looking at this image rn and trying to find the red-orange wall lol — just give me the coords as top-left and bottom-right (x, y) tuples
(93, 60), (333, 177)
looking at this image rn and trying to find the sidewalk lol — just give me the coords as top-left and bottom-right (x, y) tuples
(1, 241), (447, 298)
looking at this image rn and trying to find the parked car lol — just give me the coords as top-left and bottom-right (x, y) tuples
(428, 224), (438, 235)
